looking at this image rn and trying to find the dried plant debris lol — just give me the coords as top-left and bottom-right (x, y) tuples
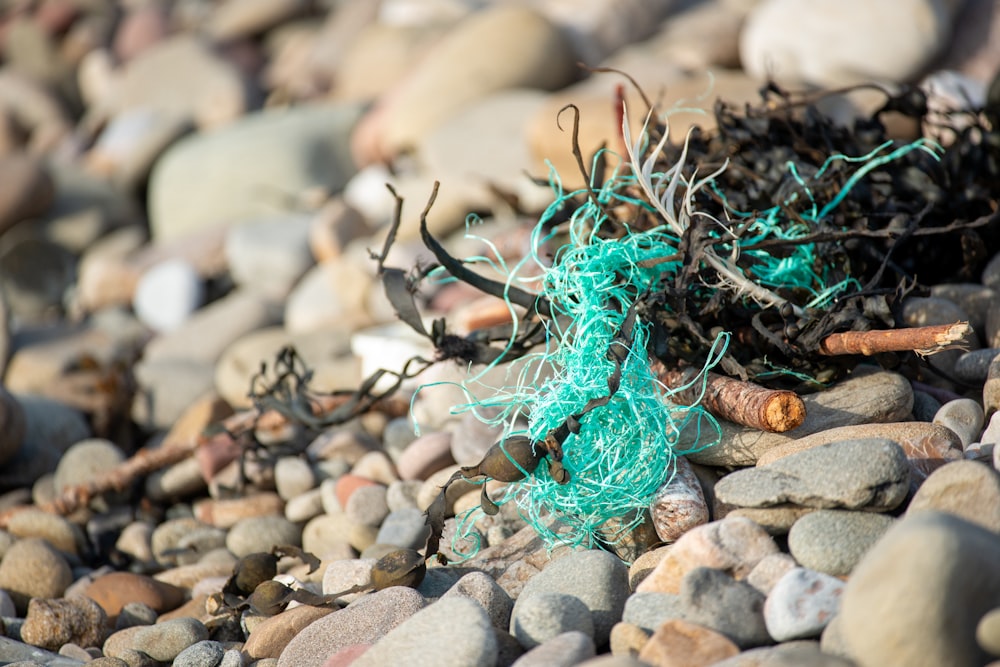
(188, 78), (998, 565)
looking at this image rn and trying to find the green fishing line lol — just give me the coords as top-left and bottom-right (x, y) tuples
(440, 132), (940, 559)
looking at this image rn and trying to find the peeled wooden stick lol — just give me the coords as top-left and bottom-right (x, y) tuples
(0, 393), (409, 528)
(652, 360), (806, 433)
(818, 322), (972, 357)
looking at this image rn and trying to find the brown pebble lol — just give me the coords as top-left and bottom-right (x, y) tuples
(194, 491), (285, 528)
(244, 604), (334, 660)
(396, 431), (455, 481)
(83, 572), (185, 622)
(21, 596), (107, 650)
(638, 618), (739, 666)
(636, 517), (779, 595)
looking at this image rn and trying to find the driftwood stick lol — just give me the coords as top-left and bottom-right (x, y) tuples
(0, 393), (409, 528)
(653, 360), (806, 433)
(818, 322), (972, 357)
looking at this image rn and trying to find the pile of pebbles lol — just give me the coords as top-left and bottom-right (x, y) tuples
(0, 1), (999, 666)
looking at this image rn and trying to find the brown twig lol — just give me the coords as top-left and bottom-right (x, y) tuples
(653, 360), (806, 433)
(0, 394), (409, 528)
(818, 322), (972, 357)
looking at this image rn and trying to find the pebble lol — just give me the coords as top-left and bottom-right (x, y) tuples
(740, 0), (954, 88)
(109, 617), (208, 663)
(637, 517), (779, 595)
(284, 257), (375, 335)
(788, 510), (895, 577)
(5, 508), (81, 555)
(755, 421), (962, 482)
(395, 431), (455, 481)
(912, 389), (943, 422)
(344, 484), (390, 528)
(132, 258), (204, 333)
(649, 456), (709, 542)
(284, 488), (324, 523)
(114, 34), (253, 130)
(172, 640), (224, 667)
(955, 348), (1000, 384)
(746, 553), (800, 596)
(934, 398), (986, 447)
(273, 457), (316, 501)
(677, 567), (770, 649)
(375, 507), (431, 550)
(977, 608), (1000, 657)
(243, 605), (334, 661)
(82, 572), (185, 622)
(276, 586), (425, 667)
(0, 538), (73, 612)
(351, 450), (399, 486)
(352, 5), (577, 164)
(637, 619), (739, 667)
(301, 512), (353, 556)
(513, 549), (629, 647)
(840, 512), (1000, 666)
(511, 631), (596, 667)
(0, 395), (91, 489)
(440, 570), (514, 630)
(727, 505), (815, 536)
(986, 353), (1000, 416)
(224, 213), (315, 298)
(713, 640), (855, 667)
(351, 596), (498, 667)
(322, 558), (375, 603)
(685, 369), (913, 466)
(715, 438), (910, 511)
(20, 596), (107, 651)
(764, 567), (845, 642)
(148, 103), (363, 241)
(511, 592), (594, 649)
(0, 154), (55, 235)
(225, 515), (302, 558)
(906, 459), (1000, 532)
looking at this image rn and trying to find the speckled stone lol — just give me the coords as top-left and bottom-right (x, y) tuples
(350, 597), (498, 667)
(511, 549), (629, 646)
(636, 517), (779, 595)
(276, 587), (425, 667)
(511, 593), (594, 649)
(788, 510), (895, 576)
(906, 459), (1000, 532)
(440, 570), (514, 630)
(934, 398), (986, 448)
(764, 567), (845, 641)
(172, 640), (225, 667)
(716, 438), (910, 512)
(20, 596), (107, 650)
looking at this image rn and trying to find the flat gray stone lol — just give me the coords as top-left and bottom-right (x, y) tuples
(788, 510), (895, 576)
(686, 368), (913, 466)
(715, 438), (910, 511)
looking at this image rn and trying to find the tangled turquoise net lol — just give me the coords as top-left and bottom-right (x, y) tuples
(437, 126), (940, 559)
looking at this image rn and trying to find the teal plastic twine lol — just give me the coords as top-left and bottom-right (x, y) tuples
(438, 129), (941, 559)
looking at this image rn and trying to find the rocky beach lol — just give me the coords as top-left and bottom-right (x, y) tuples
(1, 1), (1000, 666)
